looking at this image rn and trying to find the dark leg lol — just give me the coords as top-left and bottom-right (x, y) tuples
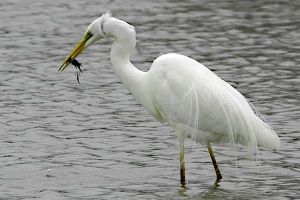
(207, 143), (222, 180)
(180, 142), (186, 186)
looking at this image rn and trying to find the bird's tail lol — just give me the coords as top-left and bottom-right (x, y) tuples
(254, 117), (280, 150)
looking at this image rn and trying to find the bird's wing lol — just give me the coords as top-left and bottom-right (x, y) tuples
(149, 54), (257, 144)
(147, 53), (279, 149)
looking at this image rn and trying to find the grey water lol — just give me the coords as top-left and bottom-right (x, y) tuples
(0, 0), (299, 199)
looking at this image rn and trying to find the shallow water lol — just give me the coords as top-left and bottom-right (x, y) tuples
(0, 0), (299, 199)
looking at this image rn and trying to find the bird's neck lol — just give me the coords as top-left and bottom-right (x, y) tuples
(110, 40), (147, 104)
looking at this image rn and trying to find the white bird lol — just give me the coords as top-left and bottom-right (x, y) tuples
(59, 12), (280, 186)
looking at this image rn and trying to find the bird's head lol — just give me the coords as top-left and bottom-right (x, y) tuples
(58, 12), (112, 72)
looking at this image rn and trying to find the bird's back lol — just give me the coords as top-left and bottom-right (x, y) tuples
(145, 53), (280, 150)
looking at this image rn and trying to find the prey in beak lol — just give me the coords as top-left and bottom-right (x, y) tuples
(71, 58), (83, 84)
(71, 59), (83, 73)
(58, 31), (93, 73)
(59, 31), (95, 84)
(59, 14), (107, 83)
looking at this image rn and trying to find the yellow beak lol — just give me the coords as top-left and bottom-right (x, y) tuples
(58, 36), (90, 72)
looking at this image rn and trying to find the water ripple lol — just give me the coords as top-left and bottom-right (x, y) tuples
(0, 0), (299, 199)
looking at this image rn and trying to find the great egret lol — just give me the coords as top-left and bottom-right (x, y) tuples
(59, 12), (280, 186)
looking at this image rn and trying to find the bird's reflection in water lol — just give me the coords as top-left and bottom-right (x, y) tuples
(177, 178), (264, 200)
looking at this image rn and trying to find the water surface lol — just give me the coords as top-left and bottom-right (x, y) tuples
(0, 0), (299, 199)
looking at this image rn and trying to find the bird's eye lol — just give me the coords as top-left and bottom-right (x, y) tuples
(100, 22), (106, 36)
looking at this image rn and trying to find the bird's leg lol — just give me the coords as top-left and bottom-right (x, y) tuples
(207, 143), (222, 180)
(180, 142), (186, 187)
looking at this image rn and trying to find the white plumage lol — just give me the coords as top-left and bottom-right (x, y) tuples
(147, 53), (279, 150)
(59, 12), (280, 185)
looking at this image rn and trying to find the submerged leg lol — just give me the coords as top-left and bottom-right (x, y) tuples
(207, 143), (222, 180)
(180, 142), (186, 186)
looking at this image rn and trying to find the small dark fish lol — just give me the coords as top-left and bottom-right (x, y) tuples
(68, 58), (84, 84)
(71, 59), (83, 73)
